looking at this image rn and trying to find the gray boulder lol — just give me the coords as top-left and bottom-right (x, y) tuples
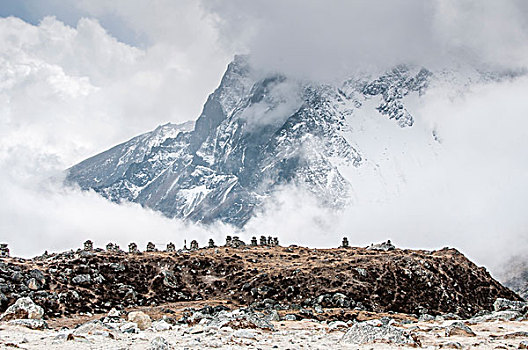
(493, 298), (528, 313)
(341, 321), (416, 345)
(8, 319), (48, 330)
(367, 240), (396, 251)
(0, 297), (44, 321)
(149, 336), (170, 350)
(444, 321), (476, 337)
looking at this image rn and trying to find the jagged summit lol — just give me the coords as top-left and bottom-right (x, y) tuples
(67, 56), (432, 226)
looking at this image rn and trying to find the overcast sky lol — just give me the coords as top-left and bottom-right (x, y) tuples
(0, 1), (527, 272)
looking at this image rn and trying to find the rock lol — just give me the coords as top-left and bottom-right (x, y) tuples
(419, 314), (435, 322)
(73, 320), (115, 337)
(27, 278), (40, 290)
(0, 297), (44, 321)
(494, 298), (528, 313)
(340, 321), (417, 346)
(440, 341), (463, 349)
(128, 311), (152, 330)
(107, 308), (121, 318)
(445, 322), (476, 337)
(8, 319), (48, 330)
(153, 319), (172, 331)
(328, 321), (349, 331)
(72, 274), (92, 286)
(284, 314), (297, 321)
(198, 309), (274, 330)
(149, 336), (170, 350)
(120, 322), (139, 334)
(519, 340), (528, 349)
(470, 310), (522, 323)
(233, 329), (257, 339)
(367, 240), (396, 251)
(265, 310), (280, 322)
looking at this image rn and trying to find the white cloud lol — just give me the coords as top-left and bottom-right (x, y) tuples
(0, 15), (234, 257)
(204, 0), (528, 80)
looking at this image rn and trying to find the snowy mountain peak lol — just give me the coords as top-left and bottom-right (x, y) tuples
(67, 57), (434, 226)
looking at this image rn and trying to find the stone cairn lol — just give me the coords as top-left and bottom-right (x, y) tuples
(106, 243), (120, 252)
(226, 236), (232, 246)
(183, 240), (188, 250)
(341, 237), (349, 248)
(190, 240), (199, 250)
(83, 240), (93, 251)
(267, 236), (273, 245)
(230, 236), (246, 248)
(273, 237), (279, 246)
(251, 237), (258, 246)
(208, 239), (216, 248)
(260, 236), (267, 246)
(129, 242), (138, 254)
(0, 243), (9, 257)
(166, 242), (175, 252)
(146, 242), (156, 252)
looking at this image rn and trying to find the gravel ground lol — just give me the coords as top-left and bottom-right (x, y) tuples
(1, 318), (528, 349)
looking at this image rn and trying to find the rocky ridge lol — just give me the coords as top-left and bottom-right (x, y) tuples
(0, 241), (520, 320)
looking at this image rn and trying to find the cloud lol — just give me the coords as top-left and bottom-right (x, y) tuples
(203, 0), (528, 80)
(244, 73), (528, 273)
(0, 15), (235, 257)
(0, 15), (231, 165)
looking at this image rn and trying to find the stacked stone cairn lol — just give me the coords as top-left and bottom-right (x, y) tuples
(83, 240), (93, 251)
(251, 237), (258, 246)
(166, 242), (175, 252)
(106, 243), (120, 252)
(146, 242), (156, 252)
(0, 243), (9, 257)
(190, 240), (199, 250)
(341, 237), (349, 248)
(208, 239), (215, 248)
(260, 236), (267, 246)
(129, 242), (138, 254)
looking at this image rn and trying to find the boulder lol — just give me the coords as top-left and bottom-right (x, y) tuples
(73, 320), (116, 338)
(341, 321), (417, 346)
(149, 336), (170, 350)
(445, 322), (476, 337)
(8, 319), (48, 330)
(120, 322), (139, 334)
(233, 329), (257, 339)
(494, 298), (528, 313)
(367, 240), (396, 251)
(153, 319), (172, 331)
(0, 297), (44, 321)
(72, 274), (92, 286)
(128, 311), (152, 330)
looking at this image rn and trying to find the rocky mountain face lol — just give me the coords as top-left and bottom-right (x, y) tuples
(0, 244), (520, 319)
(66, 55), (431, 226)
(498, 257), (528, 300)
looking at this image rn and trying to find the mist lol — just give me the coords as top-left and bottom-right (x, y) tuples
(244, 73), (528, 274)
(204, 0), (528, 80)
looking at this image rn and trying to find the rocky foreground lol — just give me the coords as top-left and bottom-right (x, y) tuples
(0, 242), (526, 348)
(1, 297), (528, 349)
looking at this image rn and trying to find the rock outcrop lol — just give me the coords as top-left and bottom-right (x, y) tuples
(0, 245), (521, 319)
